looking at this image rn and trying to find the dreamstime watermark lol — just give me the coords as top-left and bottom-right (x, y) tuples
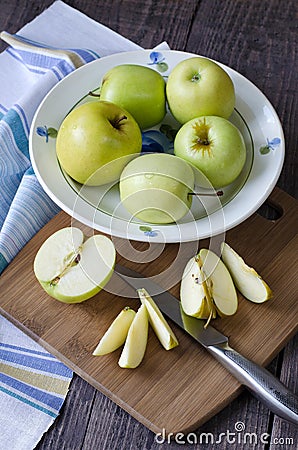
(155, 422), (295, 446)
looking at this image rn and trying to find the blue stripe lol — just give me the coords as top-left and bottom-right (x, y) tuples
(0, 373), (64, 411)
(6, 48), (47, 74)
(0, 253), (8, 274)
(0, 343), (57, 360)
(14, 48), (64, 69)
(0, 385), (57, 418)
(14, 104), (30, 136)
(0, 349), (72, 377)
(11, 33), (57, 49)
(2, 108), (29, 159)
(70, 48), (97, 63)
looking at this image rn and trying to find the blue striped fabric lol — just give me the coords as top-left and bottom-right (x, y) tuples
(0, 34), (99, 274)
(0, 316), (73, 421)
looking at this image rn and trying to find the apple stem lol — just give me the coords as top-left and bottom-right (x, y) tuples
(110, 115), (127, 129)
(88, 90), (101, 97)
(188, 190), (223, 197)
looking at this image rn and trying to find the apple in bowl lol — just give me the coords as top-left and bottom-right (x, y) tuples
(99, 64), (166, 130)
(166, 56), (235, 124)
(119, 153), (195, 224)
(174, 115), (246, 188)
(56, 100), (142, 186)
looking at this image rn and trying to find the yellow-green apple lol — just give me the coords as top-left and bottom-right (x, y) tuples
(180, 255), (214, 319)
(166, 56), (235, 124)
(118, 304), (149, 368)
(180, 248), (238, 325)
(93, 307), (136, 355)
(198, 248), (238, 317)
(119, 153), (195, 224)
(138, 288), (179, 350)
(56, 100), (142, 186)
(221, 242), (273, 303)
(33, 227), (116, 303)
(99, 64), (166, 129)
(174, 116), (246, 188)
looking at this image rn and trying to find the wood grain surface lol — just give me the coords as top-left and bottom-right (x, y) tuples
(1, 0), (297, 448)
(1, 188), (297, 437)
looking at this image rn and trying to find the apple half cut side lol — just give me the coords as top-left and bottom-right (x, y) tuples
(138, 288), (179, 350)
(198, 249), (238, 318)
(93, 307), (136, 356)
(221, 242), (273, 303)
(118, 304), (149, 369)
(33, 227), (116, 303)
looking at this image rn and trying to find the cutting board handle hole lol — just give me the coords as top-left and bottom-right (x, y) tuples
(257, 199), (283, 221)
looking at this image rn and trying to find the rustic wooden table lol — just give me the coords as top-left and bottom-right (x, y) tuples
(1, 1), (297, 448)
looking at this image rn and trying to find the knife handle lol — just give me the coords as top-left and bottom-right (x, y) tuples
(207, 343), (298, 425)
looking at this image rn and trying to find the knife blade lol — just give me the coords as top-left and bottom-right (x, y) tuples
(115, 263), (298, 425)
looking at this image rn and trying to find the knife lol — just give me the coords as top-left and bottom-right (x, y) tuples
(115, 264), (298, 425)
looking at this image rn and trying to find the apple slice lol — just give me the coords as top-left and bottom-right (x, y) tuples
(180, 257), (213, 319)
(221, 242), (273, 303)
(118, 304), (149, 368)
(34, 227), (116, 303)
(137, 288), (179, 350)
(93, 307), (136, 356)
(198, 249), (238, 317)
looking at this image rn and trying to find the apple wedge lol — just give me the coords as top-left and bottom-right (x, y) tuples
(93, 307), (136, 356)
(198, 249), (238, 317)
(180, 257), (214, 319)
(34, 227), (116, 303)
(118, 304), (149, 368)
(221, 242), (273, 303)
(137, 288), (179, 350)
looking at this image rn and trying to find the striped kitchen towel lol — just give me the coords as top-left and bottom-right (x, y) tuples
(0, 316), (73, 449)
(0, 1), (146, 448)
(0, 0), (141, 274)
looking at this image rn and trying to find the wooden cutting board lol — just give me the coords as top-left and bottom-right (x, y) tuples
(1, 187), (297, 434)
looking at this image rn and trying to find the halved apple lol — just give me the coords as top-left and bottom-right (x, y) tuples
(138, 288), (179, 350)
(221, 242), (273, 303)
(33, 227), (116, 303)
(118, 304), (149, 368)
(198, 249), (238, 317)
(93, 307), (136, 356)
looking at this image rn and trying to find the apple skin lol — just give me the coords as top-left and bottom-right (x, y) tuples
(56, 100), (142, 186)
(166, 56), (235, 124)
(99, 64), (166, 129)
(33, 227), (116, 304)
(174, 115), (246, 188)
(119, 153), (195, 224)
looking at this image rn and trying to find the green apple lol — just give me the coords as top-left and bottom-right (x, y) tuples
(56, 100), (142, 186)
(180, 248), (238, 326)
(166, 56), (235, 124)
(180, 256), (214, 319)
(118, 304), (149, 368)
(119, 153), (195, 224)
(33, 227), (116, 303)
(93, 307), (136, 355)
(99, 64), (166, 129)
(198, 249), (238, 317)
(174, 115), (246, 188)
(221, 242), (273, 303)
(138, 288), (179, 350)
